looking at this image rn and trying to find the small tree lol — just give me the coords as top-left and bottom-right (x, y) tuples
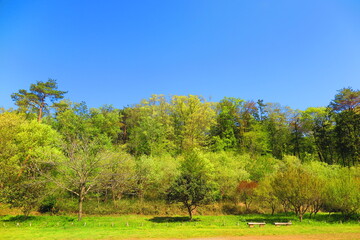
(167, 151), (217, 221)
(133, 154), (179, 203)
(237, 181), (258, 212)
(2, 178), (46, 217)
(208, 152), (250, 201)
(96, 150), (136, 204)
(255, 178), (279, 215)
(271, 159), (324, 221)
(41, 137), (111, 221)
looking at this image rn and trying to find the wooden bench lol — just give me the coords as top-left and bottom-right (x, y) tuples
(247, 222), (266, 227)
(274, 222), (292, 226)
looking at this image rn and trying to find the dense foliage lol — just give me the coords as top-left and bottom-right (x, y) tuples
(1, 80), (360, 221)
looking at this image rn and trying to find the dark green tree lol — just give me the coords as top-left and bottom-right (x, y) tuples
(301, 107), (336, 164)
(11, 79), (67, 122)
(334, 110), (360, 166)
(210, 97), (243, 151)
(330, 88), (360, 166)
(167, 151), (218, 220)
(264, 103), (292, 159)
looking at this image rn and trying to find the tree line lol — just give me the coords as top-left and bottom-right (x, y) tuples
(0, 79), (359, 221)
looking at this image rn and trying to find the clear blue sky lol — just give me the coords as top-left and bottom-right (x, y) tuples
(1, 0), (360, 110)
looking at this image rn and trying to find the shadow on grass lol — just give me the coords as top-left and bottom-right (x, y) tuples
(1, 215), (77, 223)
(241, 217), (293, 224)
(309, 213), (359, 223)
(239, 213), (296, 223)
(2, 215), (36, 222)
(148, 216), (200, 223)
(240, 212), (360, 224)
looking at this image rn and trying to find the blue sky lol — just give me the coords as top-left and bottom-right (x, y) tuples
(1, 0), (360, 110)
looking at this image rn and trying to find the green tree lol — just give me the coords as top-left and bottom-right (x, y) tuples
(52, 100), (92, 141)
(302, 161), (330, 217)
(206, 152), (249, 201)
(271, 157), (324, 221)
(301, 107), (336, 164)
(11, 79), (67, 122)
(210, 97), (243, 151)
(95, 150), (136, 204)
(0, 113), (25, 183)
(125, 95), (174, 156)
(44, 100), (120, 220)
(170, 95), (216, 152)
(2, 177), (46, 217)
(330, 88), (360, 166)
(242, 123), (269, 156)
(325, 167), (360, 217)
(334, 110), (360, 166)
(210, 98), (267, 154)
(244, 154), (280, 181)
(89, 105), (122, 144)
(52, 101), (114, 149)
(264, 103), (292, 159)
(134, 154), (179, 202)
(128, 113), (170, 156)
(0, 116), (62, 216)
(167, 151), (218, 220)
(44, 138), (111, 221)
(255, 177), (279, 215)
(0, 113), (26, 214)
(238, 100), (270, 156)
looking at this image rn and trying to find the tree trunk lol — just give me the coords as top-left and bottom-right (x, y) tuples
(245, 199), (250, 213)
(97, 192), (101, 209)
(38, 106), (43, 122)
(78, 197), (83, 221)
(281, 200), (288, 215)
(186, 205), (193, 221)
(271, 205), (275, 215)
(38, 99), (46, 122)
(78, 185), (85, 221)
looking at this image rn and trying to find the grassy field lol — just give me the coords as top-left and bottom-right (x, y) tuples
(0, 213), (359, 240)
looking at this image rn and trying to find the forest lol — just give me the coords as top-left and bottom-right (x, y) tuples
(1, 79), (359, 222)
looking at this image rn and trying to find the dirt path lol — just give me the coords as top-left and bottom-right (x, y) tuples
(163, 233), (360, 240)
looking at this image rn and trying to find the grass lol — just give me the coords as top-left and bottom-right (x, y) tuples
(0, 213), (359, 240)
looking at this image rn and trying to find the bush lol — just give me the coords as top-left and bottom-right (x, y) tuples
(221, 203), (243, 215)
(38, 196), (59, 214)
(325, 168), (360, 217)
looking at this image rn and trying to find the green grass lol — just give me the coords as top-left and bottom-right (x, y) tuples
(0, 213), (359, 240)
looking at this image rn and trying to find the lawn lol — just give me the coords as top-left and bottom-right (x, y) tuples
(0, 214), (359, 240)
